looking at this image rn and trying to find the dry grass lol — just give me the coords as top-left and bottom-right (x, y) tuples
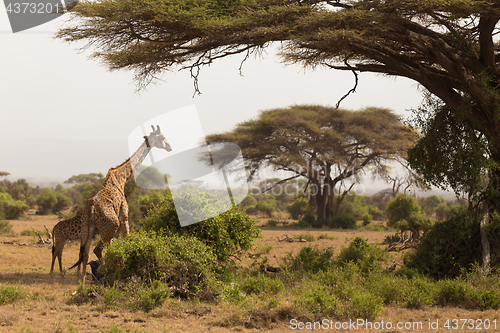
(0, 215), (499, 332)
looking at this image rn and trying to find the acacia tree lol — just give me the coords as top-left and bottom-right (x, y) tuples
(205, 105), (415, 223)
(57, 0), (500, 270)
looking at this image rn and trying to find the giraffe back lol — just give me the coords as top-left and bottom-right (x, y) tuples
(53, 210), (83, 244)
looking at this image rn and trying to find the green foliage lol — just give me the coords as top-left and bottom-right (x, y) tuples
(337, 237), (388, 272)
(362, 213), (372, 226)
(0, 178), (40, 207)
(130, 280), (171, 312)
(293, 234), (315, 242)
(241, 274), (284, 295)
(0, 285), (28, 304)
(65, 173), (104, 185)
(205, 105), (415, 222)
(386, 194), (431, 237)
(245, 194), (276, 217)
(141, 189), (260, 263)
(284, 246), (335, 274)
(0, 192), (28, 219)
(0, 220), (12, 235)
(294, 282), (338, 318)
(299, 214), (321, 228)
(70, 279), (170, 312)
(408, 96), (495, 196)
(328, 212), (357, 229)
(35, 188), (71, 215)
(404, 207), (482, 279)
(138, 190), (165, 216)
(286, 197), (310, 220)
(103, 231), (220, 300)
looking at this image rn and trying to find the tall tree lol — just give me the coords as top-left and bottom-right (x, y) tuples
(57, 0), (500, 270)
(205, 105), (415, 223)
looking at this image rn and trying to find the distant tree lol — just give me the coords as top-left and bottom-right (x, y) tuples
(206, 105), (415, 224)
(0, 192), (29, 219)
(0, 172), (9, 178)
(286, 197), (310, 220)
(386, 194), (431, 239)
(64, 173), (104, 185)
(36, 188), (72, 215)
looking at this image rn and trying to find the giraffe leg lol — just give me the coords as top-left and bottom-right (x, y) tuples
(57, 245), (64, 277)
(93, 239), (104, 260)
(81, 223), (95, 287)
(50, 244), (56, 278)
(118, 202), (130, 237)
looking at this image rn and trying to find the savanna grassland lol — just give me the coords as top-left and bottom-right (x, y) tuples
(1, 214), (500, 333)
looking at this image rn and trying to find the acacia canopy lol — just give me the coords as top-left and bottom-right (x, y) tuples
(205, 105), (416, 222)
(57, 0), (500, 168)
(58, 1), (500, 128)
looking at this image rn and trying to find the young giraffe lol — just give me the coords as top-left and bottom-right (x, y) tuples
(70, 125), (172, 286)
(49, 210), (83, 278)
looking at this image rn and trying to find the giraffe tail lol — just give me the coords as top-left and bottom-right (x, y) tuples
(68, 245), (84, 270)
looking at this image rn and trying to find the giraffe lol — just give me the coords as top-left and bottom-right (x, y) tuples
(70, 125), (172, 286)
(49, 210), (83, 278)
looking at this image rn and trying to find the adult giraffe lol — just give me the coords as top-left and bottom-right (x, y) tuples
(70, 125), (172, 286)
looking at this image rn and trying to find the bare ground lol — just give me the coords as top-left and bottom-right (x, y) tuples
(0, 215), (499, 332)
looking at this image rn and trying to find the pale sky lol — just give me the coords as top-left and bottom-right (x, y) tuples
(0, 11), (425, 190)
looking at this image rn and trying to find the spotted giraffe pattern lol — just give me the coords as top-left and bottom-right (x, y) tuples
(71, 125), (172, 286)
(50, 210), (83, 278)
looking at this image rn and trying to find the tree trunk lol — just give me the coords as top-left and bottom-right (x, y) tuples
(480, 200), (491, 275)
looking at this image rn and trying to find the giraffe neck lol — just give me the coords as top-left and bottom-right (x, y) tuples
(108, 140), (151, 190)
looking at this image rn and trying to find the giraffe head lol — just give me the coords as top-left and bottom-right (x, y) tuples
(145, 125), (172, 152)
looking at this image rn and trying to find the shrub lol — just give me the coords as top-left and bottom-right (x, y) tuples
(284, 246), (335, 274)
(0, 220), (12, 235)
(337, 237), (388, 272)
(0, 193), (28, 219)
(35, 188), (71, 214)
(404, 208), (481, 279)
(362, 214), (372, 226)
(286, 198), (311, 220)
(141, 189), (261, 263)
(328, 212), (357, 229)
(299, 214), (322, 228)
(294, 282), (337, 318)
(342, 292), (383, 320)
(386, 194), (431, 238)
(138, 190), (164, 216)
(241, 274), (284, 295)
(103, 231), (221, 300)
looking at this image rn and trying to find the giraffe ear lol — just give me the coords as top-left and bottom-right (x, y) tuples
(151, 125), (155, 132)
(156, 125), (161, 132)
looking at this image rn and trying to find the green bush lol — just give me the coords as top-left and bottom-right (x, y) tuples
(337, 237), (388, 272)
(284, 246), (335, 274)
(0, 193), (28, 219)
(103, 231), (221, 300)
(294, 282), (338, 318)
(286, 197), (311, 220)
(0, 220), (12, 235)
(299, 214), (321, 228)
(241, 274), (284, 295)
(141, 189), (260, 263)
(35, 188), (71, 215)
(386, 194), (431, 238)
(362, 214), (372, 226)
(403, 208), (481, 279)
(328, 212), (357, 229)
